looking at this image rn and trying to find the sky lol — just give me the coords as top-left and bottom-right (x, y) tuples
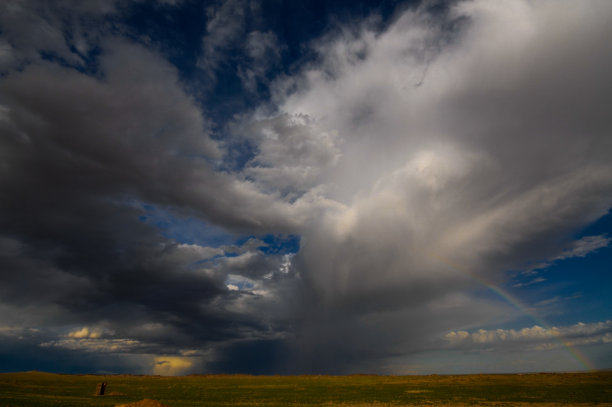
(0, 0), (611, 376)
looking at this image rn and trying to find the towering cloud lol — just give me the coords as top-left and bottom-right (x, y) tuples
(245, 0), (612, 372)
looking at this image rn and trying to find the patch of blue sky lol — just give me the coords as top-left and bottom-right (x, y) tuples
(576, 209), (612, 238)
(110, 0), (423, 177)
(530, 245), (611, 326)
(261, 234), (301, 254)
(137, 202), (236, 247)
(120, 1), (266, 123)
(224, 274), (256, 292)
(37, 46), (101, 77)
(121, 1), (207, 79)
(235, 233), (301, 255)
(218, 138), (259, 173)
(509, 211), (612, 326)
(135, 201), (301, 259)
(117, 0), (411, 125)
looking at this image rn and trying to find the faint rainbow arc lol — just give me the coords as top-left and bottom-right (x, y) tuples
(432, 255), (596, 371)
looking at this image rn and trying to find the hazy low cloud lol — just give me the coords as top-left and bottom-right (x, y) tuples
(41, 338), (142, 353)
(445, 320), (612, 350)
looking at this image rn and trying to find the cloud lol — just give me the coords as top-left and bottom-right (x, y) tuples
(534, 293), (583, 308)
(41, 338), (142, 353)
(0, 31), (311, 373)
(67, 327), (104, 339)
(198, 0), (248, 76)
(234, 113), (341, 196)
(0, 0), (122, 72)
(153, 356), (196, 375)
(445, 320), (612, 350)
(196, 0), (288, 95)
(553, 235), (611, 261)
(238, 30), (284, 92)
(520, 234), (610, 274)
(260, 0), (612, 371)
(513, 277), (546, 288)
(0, 326), (40, 337)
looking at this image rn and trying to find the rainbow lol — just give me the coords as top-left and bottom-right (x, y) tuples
(433, 255), (596, 371)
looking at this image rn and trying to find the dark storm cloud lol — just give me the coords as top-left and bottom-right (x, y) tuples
(204, 339), (292, 374)
(0, 29), (303, 372)
(0, 0), (130, 73)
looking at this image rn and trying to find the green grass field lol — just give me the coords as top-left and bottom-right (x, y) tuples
(0, 371), (611, 407)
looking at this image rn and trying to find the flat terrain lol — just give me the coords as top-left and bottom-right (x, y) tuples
(0, 371), (610, 407)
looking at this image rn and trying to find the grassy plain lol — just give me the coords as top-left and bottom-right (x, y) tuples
(0, 371), (610, 407)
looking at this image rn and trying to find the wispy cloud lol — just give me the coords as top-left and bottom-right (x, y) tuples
(553, 235), (611, 261)
(521, 234), (611, 274)
(535, 293), (583, 308)
(513, 277), (546, 288)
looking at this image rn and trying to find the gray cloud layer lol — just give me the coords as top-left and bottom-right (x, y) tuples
(1, 0), (611, 374)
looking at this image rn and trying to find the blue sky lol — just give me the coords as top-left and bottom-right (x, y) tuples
(0, 0), (611, 375)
